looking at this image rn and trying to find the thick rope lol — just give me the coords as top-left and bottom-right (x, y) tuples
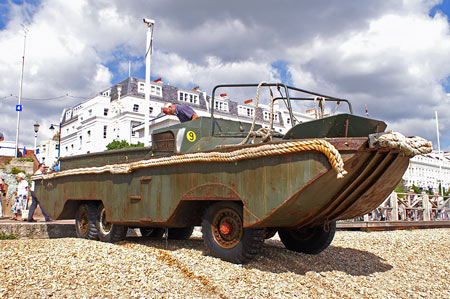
(370, 131), (433, 157)
(33, 139), (348, 181)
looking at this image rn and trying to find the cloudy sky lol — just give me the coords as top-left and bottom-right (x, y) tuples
(1, 0), (450, 151)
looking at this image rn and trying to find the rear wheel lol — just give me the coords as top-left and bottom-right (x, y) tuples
(278, 221), (336, 254)
(167, 227), (194, 240)
(96, 203), (127, 243)
(75, 203), (98, 240)
(140, 227), (165, 238)
(202, 202), (265, 264)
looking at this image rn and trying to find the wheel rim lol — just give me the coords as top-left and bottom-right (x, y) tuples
(98, 206), (112, 235)
(211, 207), (243, 249)
(77, 206), (89, 235)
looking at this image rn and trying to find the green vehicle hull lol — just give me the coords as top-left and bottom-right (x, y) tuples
(33, 89), (417, 263)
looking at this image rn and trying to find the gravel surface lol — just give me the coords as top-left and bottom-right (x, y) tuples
(1, 228), (449, 298)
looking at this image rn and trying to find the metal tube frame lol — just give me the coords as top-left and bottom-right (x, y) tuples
(210, 83), (353, 136)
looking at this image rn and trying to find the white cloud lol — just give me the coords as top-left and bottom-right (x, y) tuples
(1, 0), (450, 151)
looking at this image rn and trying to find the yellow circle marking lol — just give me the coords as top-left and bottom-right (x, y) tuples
(186, 130), (197, 142)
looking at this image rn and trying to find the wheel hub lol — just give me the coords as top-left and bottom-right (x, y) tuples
(78, 208), (89, 234)
(219, 221), (233, 235)
(211, 207), (243, 249)
(98, 207), (112, 235)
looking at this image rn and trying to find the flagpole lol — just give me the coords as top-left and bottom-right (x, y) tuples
(435, 111), (444, 196)
(143, 18), (155, 147)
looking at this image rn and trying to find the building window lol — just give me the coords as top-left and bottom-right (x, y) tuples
(138, 82), (162, 97)
(138, 82), (145, 93)
(178, 91), (199, 105)
(238, 105), (255, 117)
(151, 85), (162, 97)
(102, 90), (110, 97)
(104, 108), (108, 116)
(103, 126), (107, 138)
(87, 130), (91, 142)
(149, 106), (154, 115)
(133, 104), (139, 112)
(65, 110), (72, 120)
(214, 100), (229, 112)
(88, 109), (92, 116)
(263, 111), (279, 122)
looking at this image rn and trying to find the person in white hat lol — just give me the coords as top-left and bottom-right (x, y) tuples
(10, 172), (29, 220)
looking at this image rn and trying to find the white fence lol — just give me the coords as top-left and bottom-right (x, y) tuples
(361, 192), (450, 222)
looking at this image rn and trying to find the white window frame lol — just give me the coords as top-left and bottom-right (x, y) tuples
(214, 99), (229, 112)
(178, 91), (199, 105)
(238, 105), (255, 117)
(138, 82), (162, 97)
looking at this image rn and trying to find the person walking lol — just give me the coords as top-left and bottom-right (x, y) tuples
(162, 103), (198, 122)
(28, 163), (52, 222)
(0, 132), (4, 141)
(10, 172), (28, 220)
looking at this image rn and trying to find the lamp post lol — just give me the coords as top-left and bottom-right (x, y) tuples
(143, 18), (155, 147)
(33, 122), (40, 152)
(49, 123), (61, 158)
(15, 25), (28, 158)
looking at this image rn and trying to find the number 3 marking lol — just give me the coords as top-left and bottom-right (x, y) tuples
(187, 131), (196, 142)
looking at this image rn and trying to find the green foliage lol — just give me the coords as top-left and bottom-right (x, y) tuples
(0, 232), (16, 240)
(17, 158), (33, 162)
(106, 140), (144, 151)
(411, 185), (421, 194)
(11, 167), (26, 175)
(394, 180), (407, 198)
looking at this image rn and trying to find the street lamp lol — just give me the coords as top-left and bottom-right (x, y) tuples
(49, 123), (61, 158)
(143, 18), (155, 147)
(33, 122), (40, 152)
(15, 25), (28, 158)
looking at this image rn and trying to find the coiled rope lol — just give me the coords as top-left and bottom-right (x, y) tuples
(33, 139), (348, 180)
(370, 131), (433, 156)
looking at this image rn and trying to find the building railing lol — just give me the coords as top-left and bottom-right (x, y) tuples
(353, 192), (450, 222)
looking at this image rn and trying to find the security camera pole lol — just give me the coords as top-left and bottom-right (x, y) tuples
(143, 18), (155, 147)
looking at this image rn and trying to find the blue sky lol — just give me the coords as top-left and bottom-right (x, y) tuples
(1, 0), (450, 150)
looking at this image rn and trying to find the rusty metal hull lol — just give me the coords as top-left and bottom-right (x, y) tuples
(34, 137), (409, 230)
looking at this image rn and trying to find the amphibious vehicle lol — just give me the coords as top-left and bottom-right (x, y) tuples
(33, 83), (431, 263)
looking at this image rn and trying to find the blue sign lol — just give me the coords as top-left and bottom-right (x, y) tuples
(16, 105), (22, 111)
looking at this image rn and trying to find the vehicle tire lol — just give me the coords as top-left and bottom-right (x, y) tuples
(167, 227), (194, 240)
(96, 203), (127, 243)
(202, 202), (265, 264)
(75, 203), (99, 240)
(140, 227), (165, 238)
(278, 221), (336, 255)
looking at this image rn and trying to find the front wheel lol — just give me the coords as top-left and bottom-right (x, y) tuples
(75, 203), (98, 240)
(202, 202), (265, 264)
(278, 221), (336, 254)
(96, 203), (128, 243)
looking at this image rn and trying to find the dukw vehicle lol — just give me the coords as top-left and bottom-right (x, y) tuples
(33, 83), (431, 263)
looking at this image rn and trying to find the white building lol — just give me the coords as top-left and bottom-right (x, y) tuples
(38, 77), (314, 163)
(402, 152), (450, 192)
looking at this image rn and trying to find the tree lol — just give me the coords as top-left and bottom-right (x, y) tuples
(106, 140), (144, 151)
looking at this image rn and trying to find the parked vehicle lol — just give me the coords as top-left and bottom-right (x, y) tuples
(33, 83), (431, 263)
